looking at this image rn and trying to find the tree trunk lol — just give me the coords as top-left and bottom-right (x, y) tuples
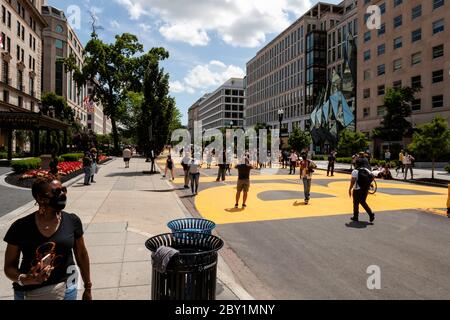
(432, 158), (435, 180)
(111, 117), (120, 155)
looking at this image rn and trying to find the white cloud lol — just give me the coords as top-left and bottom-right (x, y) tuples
(115, 0), (312, 47)
(110, 20), (120, 29)
(170, 61), (245, 94)
(114, 0), (148, 20)
(160, 23), (209, 46)
(139, 23), (152, 32)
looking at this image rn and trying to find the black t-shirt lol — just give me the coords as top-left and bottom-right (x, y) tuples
(236, 164), (251, 180)
(3, 211), (84, 292)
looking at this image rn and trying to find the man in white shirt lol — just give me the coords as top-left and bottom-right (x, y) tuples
(403, 152), (415, 180)
(289, 150), (299, 175)
(122, 147), (132, 168)
(349, 159), (375, 223)
(181, 152), (191, 189)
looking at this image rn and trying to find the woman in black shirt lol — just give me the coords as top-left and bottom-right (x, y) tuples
(3, 175), (92, 300)
(163, 155), (175, 181)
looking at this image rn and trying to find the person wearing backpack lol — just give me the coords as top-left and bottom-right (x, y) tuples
(349, 159), (375, 223)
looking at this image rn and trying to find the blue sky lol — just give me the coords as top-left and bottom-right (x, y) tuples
(48, 0), (340, 124)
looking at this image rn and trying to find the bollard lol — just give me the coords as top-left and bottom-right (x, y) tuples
(447, 184), (450, 218)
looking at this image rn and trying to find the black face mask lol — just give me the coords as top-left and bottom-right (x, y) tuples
(49, 193), (67, 211)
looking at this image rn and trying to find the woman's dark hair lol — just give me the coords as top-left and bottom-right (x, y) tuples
(32, 174), (58, 200)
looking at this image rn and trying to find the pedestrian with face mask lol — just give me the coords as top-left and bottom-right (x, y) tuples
(3, 175), (92, 300)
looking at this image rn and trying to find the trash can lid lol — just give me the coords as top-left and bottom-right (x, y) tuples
(145, 232), (223, 255)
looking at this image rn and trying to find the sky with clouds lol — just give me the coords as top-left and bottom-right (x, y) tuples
(48, 0), (340, 124)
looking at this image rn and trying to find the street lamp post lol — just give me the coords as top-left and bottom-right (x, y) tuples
(229, 121), (234, 129)
(278, 109), (284, 151)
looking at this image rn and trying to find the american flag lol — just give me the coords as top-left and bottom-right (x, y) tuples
(0, 34), (3, 50)
(83, 96), (95, 113)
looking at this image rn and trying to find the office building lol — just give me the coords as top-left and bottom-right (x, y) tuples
(197, 78), (245, 131)
(41, 5), (87, 127)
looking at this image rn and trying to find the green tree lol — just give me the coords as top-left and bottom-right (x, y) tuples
(373, 86), (420, 141)
(64, 32), (146, 154)
(138, 48), (179, 154)
(337, 129), (369, 156)
(288, 128), (312, 153)
(41, 92), (75, 123)
(408, 116), (450, 179)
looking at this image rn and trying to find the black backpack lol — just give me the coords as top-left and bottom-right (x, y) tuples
(358, 168), (373, 191)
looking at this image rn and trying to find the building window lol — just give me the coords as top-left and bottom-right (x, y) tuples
(411, 75), (422, 88)
(394, 0), (403, 7)
(394, 37), (402, 49)
(363, 108), (370, 118)
(432, 19), (444, 35)
(377, 44), (385, 56)
(56, 25), (64, 33)
(363, 88), (370, 99)
(394, 15), (402, 28)
(377, 64), (385, 76)
(377, 85), (385, 96)
(55, 39), (63, 49)
(393, 80), (402, 88)
(18, 96), (23, 108)
(411, 52), (421, 65)
(3, 90), (9, 103)
(411, 99), (421, 112)
(432, 70), (444, 83)
(378, 23), (386, 36)
(393, 59), (402, 71)
(364, 69), (371, 80)
(432, 44), (444, 59)
(364, 31), (371, 42)
(433, 0), (445, 10)
(432, 95), (444, 108)
(364, 50), (371, 61)
(377, 106), (386, 116)
(411, 29), (422, 42)
(412, 5), (422, 19)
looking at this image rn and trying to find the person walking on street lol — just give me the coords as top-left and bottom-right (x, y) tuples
(289, 150), (299, 175)
(189, 157), (201, 196)
(122, 147), (132, 168)
(235, 158), (253, 209)
(49, 151), (59, 177)
(181, 152), (191, 189)
(327, 151), (336, 176)
(82, 152), (92, 186)
(163, 155), (175, 180)
(396, 150), (405, 176)
(206, 149), (212, 169)
(349, 159), (375, 223)
(403, 152), (415, 180)
(299, 153), (317, 205)
(216, 151), (227, 182)
(384, 149), (391, 163)
(90, 148), (98, 183)
(149, 149), (156, 173)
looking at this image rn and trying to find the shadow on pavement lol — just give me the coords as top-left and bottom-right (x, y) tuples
(141, 188), (186, 193)
(345, 221), (374, 229)
(225, 208), (245, 213)
(105, 172), (147, 177)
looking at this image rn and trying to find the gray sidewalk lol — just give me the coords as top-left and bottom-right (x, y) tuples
(0, 158), (251, 300)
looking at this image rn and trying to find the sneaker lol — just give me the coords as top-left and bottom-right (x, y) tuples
(369, 213), (375, 223)
(242, 204), (247, 208)
(350, 217), (359, 222)
(234, 204), (239, 209)
(304, 199), (309, 205)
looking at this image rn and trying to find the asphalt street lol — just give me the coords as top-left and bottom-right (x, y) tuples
(0, 168), (32, 218)
(166, 159), (450, 299)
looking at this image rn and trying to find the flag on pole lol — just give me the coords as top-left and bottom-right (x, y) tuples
(0, 34), (4, 50)
(83, 96), (90, 110)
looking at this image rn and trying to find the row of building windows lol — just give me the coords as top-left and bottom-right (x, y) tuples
(363, 95), (445, 119)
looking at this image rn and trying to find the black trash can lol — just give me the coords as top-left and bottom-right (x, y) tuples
(145, 232), (224, 300)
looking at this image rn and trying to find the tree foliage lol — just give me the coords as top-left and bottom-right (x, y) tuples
(63, 32), (147, 154)
(288, 128), (312, 153)
(337, 129), (369, 156)
(408, 116), (450, 179)
(372, 86), (420, 141)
